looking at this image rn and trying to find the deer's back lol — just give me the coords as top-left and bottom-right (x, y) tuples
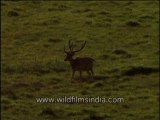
(71, 57), (94, 71)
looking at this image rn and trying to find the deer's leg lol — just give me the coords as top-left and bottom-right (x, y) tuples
(90, 70), (94, 80)
(87, 71), (91, 79)
(90, 69), (94, 76)
(79, 71), (82, 79)
(71, 71), (75, 80)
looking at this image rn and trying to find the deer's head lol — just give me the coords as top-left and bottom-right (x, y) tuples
(64, 40), (86, 61)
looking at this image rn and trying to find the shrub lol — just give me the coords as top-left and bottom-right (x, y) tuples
(126, 21), (140, 27)
(8, 11), (19, 17)
(122, 66), (159, 76)
(40, 107), (57, 116)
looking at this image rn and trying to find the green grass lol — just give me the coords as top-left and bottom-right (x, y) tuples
(1, 1), (159, 120)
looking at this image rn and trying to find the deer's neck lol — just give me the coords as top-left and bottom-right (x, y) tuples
(69, 58), (76, 68)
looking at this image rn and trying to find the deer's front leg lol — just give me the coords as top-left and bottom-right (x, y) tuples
(71, 70), (75, 80)
(79, 71), (82, 79)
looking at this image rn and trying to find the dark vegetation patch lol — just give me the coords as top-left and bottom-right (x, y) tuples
(155, 50), (159, 54)
(1, 98), (13, 111)
(143, 35), (150, 38)
(82, 109), (109, 120)
(43, 43), (50, 48)
(125, 1), (134, 5)
(32, 1), (41, 4)
(99, 11), (110, 15)
(122, 66), (159, 76)
(105, 18), (112, 22)
(99, 54), (110, 59)
(2, 104), (11, 111)
(40, 107), (60, 117)
(79, 90), (88, 95)
(125, 8), (132, 12)
(83, 111), (108, 120)
(48, 38), (62, 43)
(2, 89), (18, 99)
(131, 40), (148, 46)
(112, 49), (127, 55)
(72, 8), (92, 13)
(1, 98), (11, 105)
(128, 113), (134, 117)
(67, 111), (82, 116)
(81, 109), (96, 115)
(122, 104), (130, 109)
(86, 13), (96, 18)
(36, 19), (60, 26)
(89, 114), (107, 120)
(110, 1), (120, 5)
(72, 9), (81, 13)
(31, 81), (45, 90)
(48, 4), (68, 11)
(83, 8), (92, 12)
(112, 49), (132, 58)
(137, 95), (150, 99)
(2, 64), (16, 73)
(93, 75), (109, 80)
(8, 10), (19, 17)
(85, 21), (92, 25)
(1, 3), (7, 6)
(126, 21), (140, 27)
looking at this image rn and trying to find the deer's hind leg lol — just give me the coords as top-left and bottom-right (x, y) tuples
(87, 71), (91, 79)
(71, 70), (75, 80)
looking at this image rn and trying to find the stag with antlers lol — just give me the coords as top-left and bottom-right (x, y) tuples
(64, 40), (95, 81)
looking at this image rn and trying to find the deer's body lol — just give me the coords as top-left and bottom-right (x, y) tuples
(64, 41), (95, 80)
(70, 57), (94, 71)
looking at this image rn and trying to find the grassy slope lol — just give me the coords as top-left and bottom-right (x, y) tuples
(1, 1), (159, 120)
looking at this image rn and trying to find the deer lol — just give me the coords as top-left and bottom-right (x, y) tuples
(64, 40), (95, 81)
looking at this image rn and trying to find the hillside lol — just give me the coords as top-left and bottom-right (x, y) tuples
(1, 1), (159, 120)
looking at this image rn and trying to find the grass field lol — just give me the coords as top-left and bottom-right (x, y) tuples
(1, 1), (159, 120)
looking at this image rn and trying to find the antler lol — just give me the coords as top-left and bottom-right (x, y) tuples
(73, 41), (86, 53)
(64, 40), (86, 53)
(68, 40), (74, 51)
(64, 45), (67, 53)
(64, 40), (74, 53)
